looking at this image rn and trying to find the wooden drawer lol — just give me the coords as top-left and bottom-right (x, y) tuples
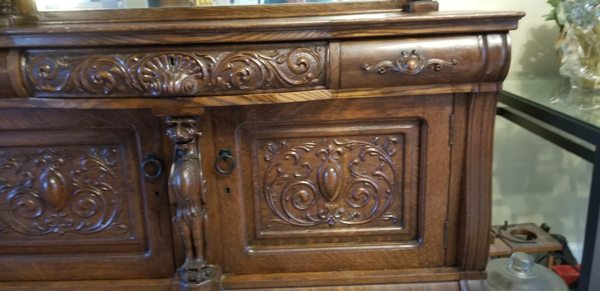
(17, 43), (327, 98)
(339, 35), (509, 88)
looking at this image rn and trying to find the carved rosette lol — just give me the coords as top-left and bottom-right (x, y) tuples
(362, 49), (458, 75)
(262, 137), (401, 227)
(24, 45), (325, 97)
(0, 148), (128, 235)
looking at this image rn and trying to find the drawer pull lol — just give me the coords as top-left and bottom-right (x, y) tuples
(215, 149), (236, 176)
(361, 50), (457, 75)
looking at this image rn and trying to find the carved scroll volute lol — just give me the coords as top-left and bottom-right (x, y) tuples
(165, 116), (214, 286)
(362, 49), (458, 75)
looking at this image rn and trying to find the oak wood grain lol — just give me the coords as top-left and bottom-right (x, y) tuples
(0, 12), (523, 48)
(222, 268), (462, 289)
(0, 2), (520, 289)
(0, 83), (502, 111)
(230, 282), (460, 291)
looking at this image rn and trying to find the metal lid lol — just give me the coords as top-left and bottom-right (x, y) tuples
(486, 252), (569, 291)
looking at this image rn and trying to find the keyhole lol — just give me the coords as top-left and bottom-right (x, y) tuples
(168, 56), (176, 66)
(225, 187), (231, 196)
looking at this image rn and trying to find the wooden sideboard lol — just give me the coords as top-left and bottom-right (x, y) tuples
(0, 1), (523, 290)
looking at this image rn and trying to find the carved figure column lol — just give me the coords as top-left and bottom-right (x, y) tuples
(165, 116), (214, 286)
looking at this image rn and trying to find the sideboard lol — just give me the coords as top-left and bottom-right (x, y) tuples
(0, 1), (523, 290)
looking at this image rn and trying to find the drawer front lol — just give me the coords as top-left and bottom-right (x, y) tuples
(214, 95), (453, 274)
(19, 42), (327, 98)
(0, 109), (173, 281)
(340, 35), (504, 88)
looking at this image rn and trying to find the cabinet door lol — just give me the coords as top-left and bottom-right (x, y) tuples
(213, 95), (453, 274)
(0, 109), (174, 280)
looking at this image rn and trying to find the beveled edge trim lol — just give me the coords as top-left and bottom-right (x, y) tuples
(12, 0), (406, 24)
(221, 267), (462, 289)
(0, 83), (502, 112)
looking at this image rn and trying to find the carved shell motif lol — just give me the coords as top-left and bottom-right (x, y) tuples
(134, 53), (211, 95)
(25, 45), (325, 97)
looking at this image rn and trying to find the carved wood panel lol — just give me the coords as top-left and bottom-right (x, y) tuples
(0, 109), (174, 281)
(214, 95), (453, 274)
(251, 123), (421, 242)
(0, 146), (130, 237)
(22, 43), (326, 98)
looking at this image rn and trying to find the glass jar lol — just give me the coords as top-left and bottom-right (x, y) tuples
(557, 0), (600, 92)
(487, 252), (569, 291)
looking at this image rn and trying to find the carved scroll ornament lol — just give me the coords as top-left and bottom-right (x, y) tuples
(262, 137), (401, 228)
(362, 49), (457, 75)
(25, 45), (325, 97)
(0, 148), (128, 236)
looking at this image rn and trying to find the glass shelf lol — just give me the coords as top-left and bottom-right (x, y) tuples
(503, 73), (600, 130)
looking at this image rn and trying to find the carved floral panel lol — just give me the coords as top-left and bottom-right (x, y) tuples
(0, 146), (131, 238)
(261, 137), (402, 228)
(247, 121), (422, 242)
(23, 44), (326, 97)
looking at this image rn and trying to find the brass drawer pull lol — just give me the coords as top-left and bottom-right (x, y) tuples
(142, 154), (163, 180)
(361, 50), (457, 75)
(215, 149), (236, 176)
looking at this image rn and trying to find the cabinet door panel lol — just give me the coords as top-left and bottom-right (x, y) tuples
(246, 120), (420, 244)
(0, 109), (174, 280)
(213, 95), (453, 274)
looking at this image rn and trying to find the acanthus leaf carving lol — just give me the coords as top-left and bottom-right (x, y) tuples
(262, 136), (401, 228)
(362, 49), (458, 75)
(25, 45), (325, 97)
(0, 147), (129, 236)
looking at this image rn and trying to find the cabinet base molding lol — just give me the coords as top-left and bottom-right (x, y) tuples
(0, 279), (176, 291)
(229, 282), (460, 291)
(0, 279), (487, 291)
(221, 268), (475, 289)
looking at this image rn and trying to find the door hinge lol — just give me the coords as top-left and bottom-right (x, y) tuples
(449, 114), (456, 147)
(443, 220), (449, 249)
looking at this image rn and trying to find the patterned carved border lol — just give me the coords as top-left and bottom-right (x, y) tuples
(23, 45), (327, 98)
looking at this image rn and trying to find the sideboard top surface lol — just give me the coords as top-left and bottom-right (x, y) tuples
(0, 11), (524, 48)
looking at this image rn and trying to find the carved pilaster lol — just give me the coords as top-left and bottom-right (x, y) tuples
(165, 116), (215, 287)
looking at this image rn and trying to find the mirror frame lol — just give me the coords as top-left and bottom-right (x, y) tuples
(6, 0), (417, 24)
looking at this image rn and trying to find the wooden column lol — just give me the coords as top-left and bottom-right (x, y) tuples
(165, 116), (216, 289)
